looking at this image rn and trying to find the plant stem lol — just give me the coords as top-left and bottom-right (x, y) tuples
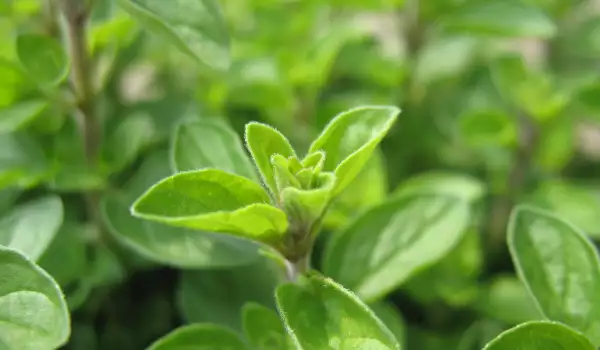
(60, 0), (105, 241)
(487, 114), (538, 255)
(285, 255), (310, 282)
(61, 0), (100, 162)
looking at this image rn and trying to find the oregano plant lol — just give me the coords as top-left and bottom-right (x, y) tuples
(3, 0), (600, 349)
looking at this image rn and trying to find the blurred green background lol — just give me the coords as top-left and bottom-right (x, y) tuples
(2, 0), (600, 349)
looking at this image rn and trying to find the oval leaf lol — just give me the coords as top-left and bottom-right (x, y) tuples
(0, 100), (47, 133)
(118, 0), (230, 72)
(308, 106), (399, 195)
(324, 194), (470, 301)
(275, 273), (400, 350)
(508, 205), (600, 344)
(245, 121), (296, 196)
(393, 171), (485, 202)
(0, 245), (70, 349)
(16, 34), (68, 86)
(441, 0), (556, 38)
(132, 169), (288, 244)
(0, 195), (63, 261)
(103, 152), (259, 268)
(172, 119), (257, 180)
(242, 302), (294, 350)
(147, 324), (246, 350)
(483, 321), (595, 350)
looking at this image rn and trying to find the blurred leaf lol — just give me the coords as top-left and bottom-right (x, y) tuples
(441, 0), (556, 38)
(0, 132), (50, 189)
(483, 321), (595, 350)
(172, 119), (257, 180)
(414, 36), (478, 85)
(526, 180), (600, 239)
(575, 82), (600, 117)
(16, 34), (68, 86)
(131, 169), (288, 245)
(118, 0), (230, 72)
(89, 13), (138, 54)
(275, 273), (400, 349)
(178, 258), (280, 332)
(242, 302), (294, 350)
(533, 115), (574, 172)
(147, 324), (246, 350)
(0, 245), (70, 350)
(290, 21), (367, 93)
(309, 106), (399, 195)
(491, 54), (567, 121)
(0, 60), (25, 108)
(0, 100), (47, 133)
(393, 171), (485, 201)
(508, 205), (600, 344)
(404, 229), (482, 307)
(458, 320), (505, 350)
(48, 118), (106, 192)
(102, 113), (155, 173)
(459, 109), (517, 147)
(477, 274), (543, 325)
(87, 244), (125, 288)
(38, 222), (88, 287)
(245, 121), (296, 196)
(102, 151), (260, 268)
(0, 195), (63, 261)
(324, 194), (471, 301)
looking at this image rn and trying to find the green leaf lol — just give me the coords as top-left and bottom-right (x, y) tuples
(0, 100), (47, 133)
(508, 205), (600, 344)
(414, 36), (478, 86)
(38, 222), (88, 287)
(324, 149), (387, 230)
(132, 169), (288, 244)
(490, 54), (566, 121)
(102, 113), (155, 173)
(275, 273), (400, 350)
(393, 172), (485, 202)
(0, 132), (50, 189)
(118, 0), (230, 72)
(242, 302), (293, 350)
(245, 121), (296, 196)
(172, 119), (257, 181)
(483, 321), (595, 350)
(16, 34), (68, 86)
(370, 303), (406, 347)
(458, 109), (517, 147)
(0, 195), (63, 261)
(0, 245), (70, 349)
(441, 0), (556, 38)
(308, 106), (399, 195)
(403, 228), (482, 307)
(476, 275), (543, 325)
(102, 152), (260, 268)
(178, 259), (280, 332)
(147, 324), (246, 350)
(324, 194), (470, 301)
(526, 180), (600, 239)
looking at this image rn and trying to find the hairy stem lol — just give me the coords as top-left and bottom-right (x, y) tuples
(285, 254), (310, 282)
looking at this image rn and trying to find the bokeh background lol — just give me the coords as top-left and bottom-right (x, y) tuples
(2, 0), (600, 349)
